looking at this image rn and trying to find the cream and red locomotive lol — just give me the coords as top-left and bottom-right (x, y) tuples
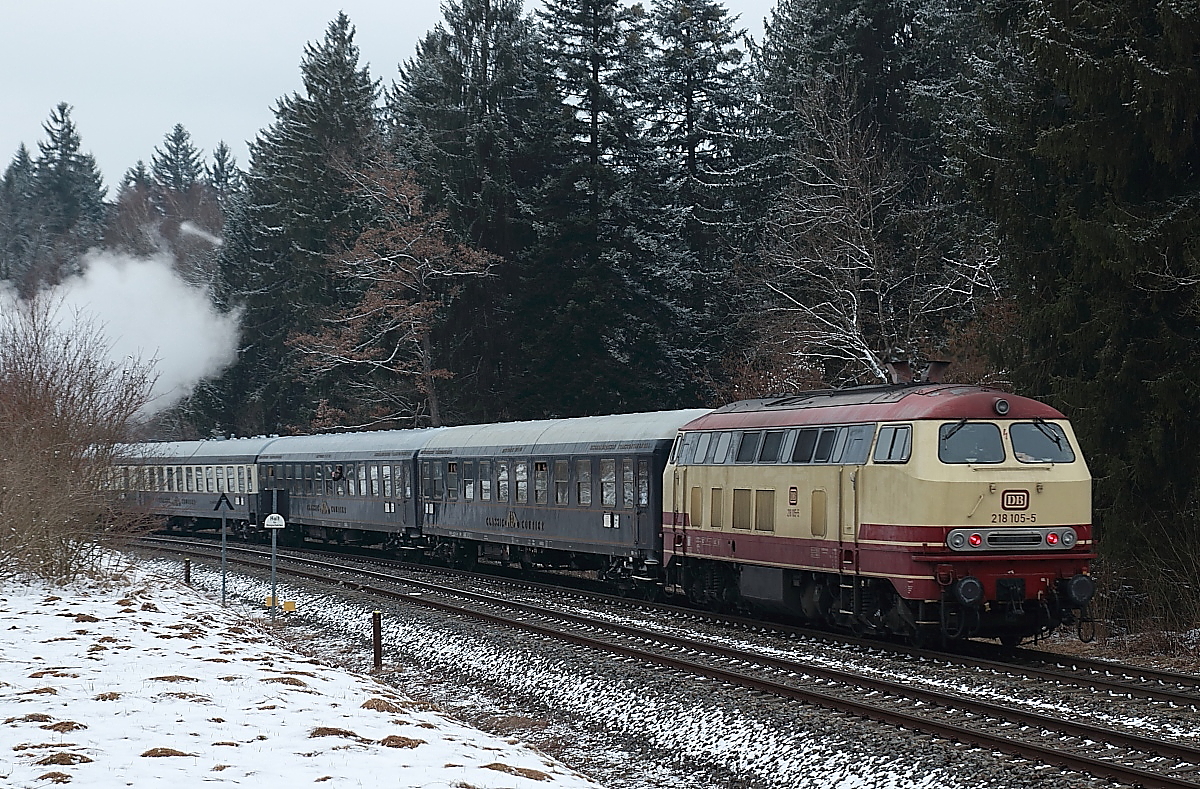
(663, 383), (1095, 645)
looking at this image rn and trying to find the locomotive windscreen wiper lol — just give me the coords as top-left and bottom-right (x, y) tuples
(941, 418), (969, 441)
(1031, 416), (1063, 448)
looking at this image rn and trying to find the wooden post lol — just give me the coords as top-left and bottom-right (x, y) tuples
(183, 558), (191, 586)
(372, 611), (382, 671)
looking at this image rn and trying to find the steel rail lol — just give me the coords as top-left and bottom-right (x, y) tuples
(141, 538), (1200, 789)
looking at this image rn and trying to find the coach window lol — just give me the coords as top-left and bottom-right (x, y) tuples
(601, 459), (617, 507)
(402, 464), (412, 500)
(873, 425), (912, 463)
(736, 432), (761, 463)
(382, 465), (393, 497)
(576, 459), (592, 506)
(358, 464), (368, 497)
(185, 467), (193, 492)
(534, 461), (548, 504)
(219, 466), (228, 493)
(792, 428), (818, 463)
(711, 432), (733, 464)
(497, 462), (510, 502)
(446, 462), (458, 501)
(158, 468), (167, 491)
(206, 466), (215, 493)
(431, 462), (444, 499)
(554, 460), (569, 505)
(693, 433), (712, 464)
(227, 467), (236, 493)
(622, 459), (634, 508)
(166, 467), (175, 492)
(480, 461), (492, 501)
(515, 461), (529, 503)
(369, 464), (380, 496)
(939, 422), (1005, 464)
(758, 431), (786, 463)
(238, 466), (247, 494)
(637, 460), (649, 506)
(463, 462), (475, 500)
(421, 462), (433, 499)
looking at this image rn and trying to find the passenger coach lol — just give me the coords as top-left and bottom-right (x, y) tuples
(417, 410), (708, 591)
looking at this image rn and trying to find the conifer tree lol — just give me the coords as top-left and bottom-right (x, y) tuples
(977, 0), (1200, 566)
(151, 124), (204, 192)
(0, 145), (48, 287)
(205, 13), (382, 434)
(34, 103), (106, 243)
(206, 141), (243, 201)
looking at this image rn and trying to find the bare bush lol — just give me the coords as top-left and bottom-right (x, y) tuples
(0, 292), (156, 582)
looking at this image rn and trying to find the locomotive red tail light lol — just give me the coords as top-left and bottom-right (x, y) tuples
(1046, 532), (1059, 545)
(968, 533), (982, 547)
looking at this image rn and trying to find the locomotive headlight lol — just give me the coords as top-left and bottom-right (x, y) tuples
(994, 398), (1011, 416)
(1046, 532), (1059, 545)
(954, 576), (984, 606)
(1061, 529), (1077, 548)
(948, 532), (966, 549)
(968, 533), (983, 547)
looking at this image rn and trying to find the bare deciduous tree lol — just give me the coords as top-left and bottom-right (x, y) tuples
(290, 154), (494, 428)
(759, 77), (999, 386)
(0, 293), (156, 582)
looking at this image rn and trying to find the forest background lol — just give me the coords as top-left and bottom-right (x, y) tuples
(1, 0), (1197, 628)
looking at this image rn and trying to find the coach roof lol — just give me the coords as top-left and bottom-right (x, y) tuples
(257, 429), (445, 461)
(122, 436), (284, 465)
(420, 410), (711, 456)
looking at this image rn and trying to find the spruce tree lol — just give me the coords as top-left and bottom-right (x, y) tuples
(206, 141), (242, 201)
(977, 0), (1200, 568)
(34, 103), (106, 242)
(0, 145), (47, 287)
(151, 124), (204, 192)
(205, 13), (381, 434)
(389, 0), (556, 420)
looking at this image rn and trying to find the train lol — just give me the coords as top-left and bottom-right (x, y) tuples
(118, 381), (1096, 646)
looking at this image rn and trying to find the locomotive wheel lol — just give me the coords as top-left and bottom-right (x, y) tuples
(999, 632), (1022, 649)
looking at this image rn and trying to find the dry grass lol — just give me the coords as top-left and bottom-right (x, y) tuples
(361, 697), (405, 714)
(147, 675), (197, 682)
(37, 772), (72, 784)
(309, 727), (361, 740)
(40, 721), (85, 733)
(379, 735), (425, 749)
(140, 747), (193, 757)
(21, 687), (57, 696)
(35, 752), (93, 766)
(13, 742), (74, 751)
(94, 692), (120, 701)
(73, 614), (99, 623)
(260, 676), (307, 687)
(482, 763), (550, 781)
(5, 713), (53, 724)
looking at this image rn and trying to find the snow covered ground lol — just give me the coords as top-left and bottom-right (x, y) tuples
(0, 563), (603, 788)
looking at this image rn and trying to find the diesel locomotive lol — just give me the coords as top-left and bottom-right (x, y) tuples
(119, 383), (1095, 646)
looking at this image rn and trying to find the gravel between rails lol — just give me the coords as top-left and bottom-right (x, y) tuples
(139, 553), (1132, 789)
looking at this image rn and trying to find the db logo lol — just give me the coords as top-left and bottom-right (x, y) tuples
(1002, 490), (1030, 510)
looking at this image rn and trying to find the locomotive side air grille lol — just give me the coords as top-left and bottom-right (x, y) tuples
(987, 532), (1042, 546)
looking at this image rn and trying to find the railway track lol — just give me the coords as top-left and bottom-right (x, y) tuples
(139, 535), (1200, 789)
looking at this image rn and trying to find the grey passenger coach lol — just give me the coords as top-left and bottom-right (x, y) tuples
(416, 410), (708, 592)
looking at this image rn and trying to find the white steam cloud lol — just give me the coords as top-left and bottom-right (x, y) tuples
(179, 221), (224, 246)
(51, 251), (241, 415)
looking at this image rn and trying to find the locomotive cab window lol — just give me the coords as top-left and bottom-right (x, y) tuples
(840, 425), (875, 465)
(873, 425), (912, 463)
(758, 431), (786, 463)
(1011, 422), (1075, 463)
(792, 428), (819, 463)
(939, 422), (1005, 464)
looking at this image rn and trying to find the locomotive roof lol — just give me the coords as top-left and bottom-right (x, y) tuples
(256, 428), (445, 461)
(120, 436), (284, 465)
(420, 409), (711, 457)
(681, 384), (1065, 431)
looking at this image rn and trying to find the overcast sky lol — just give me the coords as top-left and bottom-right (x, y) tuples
(1, 0), (773, 192)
